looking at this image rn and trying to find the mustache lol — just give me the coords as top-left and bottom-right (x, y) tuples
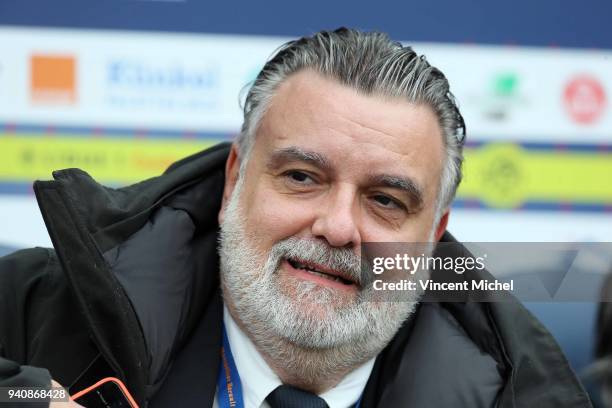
(269, 237), (364, 285)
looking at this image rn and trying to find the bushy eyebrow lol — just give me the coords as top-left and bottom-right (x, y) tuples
(266, 146), (333, 172)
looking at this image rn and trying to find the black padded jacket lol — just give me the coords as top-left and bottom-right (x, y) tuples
(0, 143), (592, 407)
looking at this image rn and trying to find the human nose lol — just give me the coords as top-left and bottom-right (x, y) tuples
(311, 186), (361, 248)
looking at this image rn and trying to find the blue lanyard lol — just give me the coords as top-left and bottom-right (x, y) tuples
(217, 324), (363, 408)
(217, 325), (245, 408)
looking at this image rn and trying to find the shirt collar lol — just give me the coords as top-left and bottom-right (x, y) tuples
(223, 305), (375, 408)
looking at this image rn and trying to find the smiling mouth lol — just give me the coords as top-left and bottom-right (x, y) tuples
(286, 257), (357, 286)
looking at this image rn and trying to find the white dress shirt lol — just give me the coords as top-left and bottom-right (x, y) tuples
(213, 306), (375, 408)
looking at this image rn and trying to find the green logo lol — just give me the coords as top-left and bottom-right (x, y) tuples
(492, 72), (518, 97)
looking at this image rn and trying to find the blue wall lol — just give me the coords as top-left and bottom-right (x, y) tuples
(1, 0), (611, 49)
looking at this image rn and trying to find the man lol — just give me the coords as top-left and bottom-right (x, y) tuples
(0, 28), (590, 407)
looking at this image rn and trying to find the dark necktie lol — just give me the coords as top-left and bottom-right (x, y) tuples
(266, 384), (329, 408)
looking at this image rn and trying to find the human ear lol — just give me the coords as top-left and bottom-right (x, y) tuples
(218, 143), (241, 225)
(434, 210), (450, 241)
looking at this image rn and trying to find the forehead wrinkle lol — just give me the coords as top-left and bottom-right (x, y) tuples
(275, 74), (413, 149)
(342, 112), (441, 154)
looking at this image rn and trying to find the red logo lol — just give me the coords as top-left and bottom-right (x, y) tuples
(563, 75), (606, 124)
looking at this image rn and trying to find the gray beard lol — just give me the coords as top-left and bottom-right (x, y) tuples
(218, 176), (429, 388)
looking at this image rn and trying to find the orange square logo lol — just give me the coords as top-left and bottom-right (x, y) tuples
(30, 55), (76, 104)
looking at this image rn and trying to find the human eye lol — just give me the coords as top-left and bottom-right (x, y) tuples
(282, 170), (317, 185)
(371, 194), (406, 211)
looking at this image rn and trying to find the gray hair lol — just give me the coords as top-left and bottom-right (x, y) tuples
(237, 27), (466, 219)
